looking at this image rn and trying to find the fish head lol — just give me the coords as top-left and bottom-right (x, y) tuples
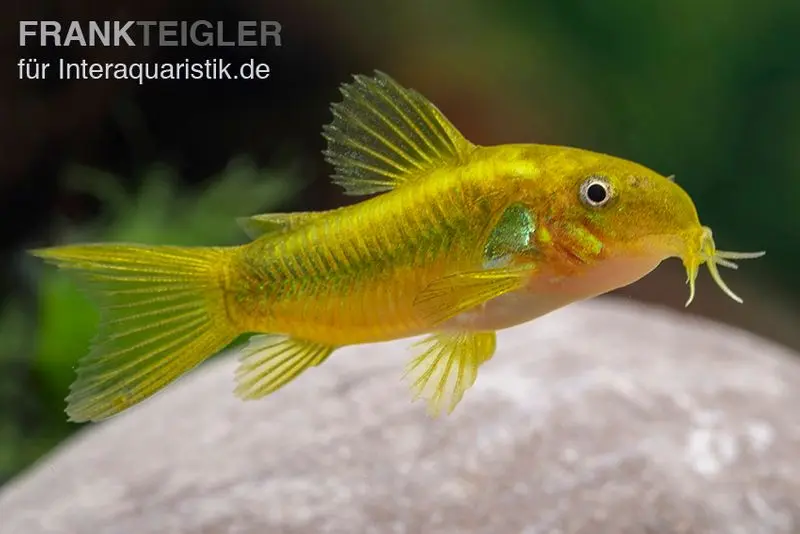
(527, 147), (765, 305)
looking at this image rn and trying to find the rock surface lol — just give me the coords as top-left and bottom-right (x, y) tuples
(2, 298), (800, 534)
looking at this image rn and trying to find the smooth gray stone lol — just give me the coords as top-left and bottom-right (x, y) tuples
(2, 299), (799, 534)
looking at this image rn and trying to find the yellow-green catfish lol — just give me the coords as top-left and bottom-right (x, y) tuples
(32, 71), (764, 422)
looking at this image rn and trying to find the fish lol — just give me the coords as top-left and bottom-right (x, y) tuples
(30, 70), (765, 423)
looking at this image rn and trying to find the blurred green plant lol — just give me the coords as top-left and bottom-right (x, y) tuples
(0, 157), (301, 484)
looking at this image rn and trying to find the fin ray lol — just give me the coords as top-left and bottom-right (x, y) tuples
(30, 243), (238, 422)
(414, 264), (534, 326)
(322, 71), (474, 195)
(234, 335), (336, 399)
(333, 102), (420, 171)
(353, 88), (433, 168)
(404, 331), (496, 415)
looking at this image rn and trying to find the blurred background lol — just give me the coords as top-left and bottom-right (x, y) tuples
(1, 0), (798, 486)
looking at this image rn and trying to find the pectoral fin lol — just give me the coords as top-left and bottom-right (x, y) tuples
(413, 264), (535, 326)
(404, 331), (496, 415)
(234, 335), (336, 399)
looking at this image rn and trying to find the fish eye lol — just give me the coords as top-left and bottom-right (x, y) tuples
(580, 176), (613, 208)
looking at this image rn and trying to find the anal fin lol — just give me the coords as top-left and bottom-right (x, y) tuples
(235, 335), (336, 399)
(404, 331), (497, 416)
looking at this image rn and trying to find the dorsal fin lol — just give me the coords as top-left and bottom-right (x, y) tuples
(322, 70), (475, 196)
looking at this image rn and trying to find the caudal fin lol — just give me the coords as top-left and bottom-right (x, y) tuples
(30, 243), (239, 422)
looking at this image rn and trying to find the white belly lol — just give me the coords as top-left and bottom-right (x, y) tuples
(441, 255), (664, 332)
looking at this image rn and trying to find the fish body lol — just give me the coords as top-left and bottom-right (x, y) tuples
(31, 72), (765, 422)
(227, 158), (499, 345)
(228, 143), (671, 342)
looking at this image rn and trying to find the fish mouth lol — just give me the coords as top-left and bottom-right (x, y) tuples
(682, 226), (765, 306)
